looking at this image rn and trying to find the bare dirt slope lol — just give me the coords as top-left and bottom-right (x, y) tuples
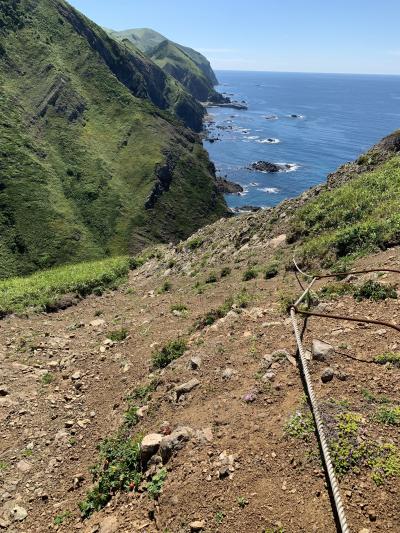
(0, 226), (399, 533)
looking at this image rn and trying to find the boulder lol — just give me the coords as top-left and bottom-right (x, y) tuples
(312, 339), (334, 361)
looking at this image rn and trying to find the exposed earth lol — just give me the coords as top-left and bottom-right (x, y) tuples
(0, 213), (399, 532)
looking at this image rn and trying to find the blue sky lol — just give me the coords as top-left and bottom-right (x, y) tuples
(68, 0), (400, 74)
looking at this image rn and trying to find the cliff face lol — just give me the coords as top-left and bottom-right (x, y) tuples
(108, 28), (225, 103)
(0, 0), (227, 278)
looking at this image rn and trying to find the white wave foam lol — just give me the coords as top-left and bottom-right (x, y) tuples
(280, 163), (300, 172)
(257, 187), (279, 194)
(288, 114), (305, 119)
(264, 115), (278, 120)
(257, 138), (280, 144)
(247, 135), (259, 140)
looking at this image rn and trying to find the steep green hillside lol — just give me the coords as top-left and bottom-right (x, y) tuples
(108, 28), (225, 102)
(0, 0), (227, 279)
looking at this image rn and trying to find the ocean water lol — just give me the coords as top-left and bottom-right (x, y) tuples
(204, 71), (400, 209)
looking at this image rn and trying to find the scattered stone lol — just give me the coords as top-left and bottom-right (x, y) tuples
(90, 319), (105, 327)
(174, 378), (200, 400)
(10, 505), (27, 522)
(16, 460), (31, 474)
(312, 339), (334, 361)
(189, 357), (202, 370)
(0, 387), (9, 397)
(71, 371), (81, 381)
(262, 372), (275, 382)
(242, 391), (256, 403)
(141, 433), (163, 461)
(99, 515), (119, 533)
(190, 521), (205, 532)
(160, 427), (191, 462)
(0, 518), (11, 528)
(368, 511), (377, 522)
(321, 368), (334, 383)
(221, 368), (236, 380)
(137, 405), (149, 418)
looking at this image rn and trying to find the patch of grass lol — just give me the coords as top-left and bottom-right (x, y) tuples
(353, 280), (397, 302)
(369, 443), (400, 485)
(147, 468), (167, 499)
(288, 155), (400, 267)
(0, 257), (131, 317)
(264, 262), (279, 280)
(375, 406), (400, 426)
(152, 338), (187, 369)
(54, 511), (71, 526)
(22, 449), (33, 458)
(195, 291), (251, 330)
(215, 511), (225, 525)
(361, 389), (390, 404)
(285, 411), (315, 440)
(242, 268), (258, 281)
(0, 461), (8, 471)
(129, 379), (158, 404)
(170, 304), (188, 313)
(205, 272), (218, 284)
(374, 352), (400, 367)
(79, 435), (142, 518)
(124, 406), (139, 428)
(330, 412), (366, 476)
(237, 496), (249, 509)
(41, 372), (54, 385)
(107, 328), (128, 342)
(158, 280), (172, 294)
(277, 290), (297, 315)
(318, 282), (355, 300)
(220, 266), (231, 278)
(186, 237), (204, 251)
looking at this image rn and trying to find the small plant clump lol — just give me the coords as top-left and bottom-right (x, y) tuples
(242, 268), (258, 281)
(220, 266), (231, 278)
(374, 352), (400, 367)
(284, 411), (315, 440)
(158, 280), (172, 293)
(170, 303), (188, 313)
(196, 291), (251, 330)
(186, 237), (204, 251)
(205, 272), (218, 284)
(152, 338), (187, 369)
(353, 280), (397, 302)
(54, 511), (71, 526)
(264, 262), (279, 280)
(318, 282), (355, 300)
(146, 468), (167, 499)
(79, 435), (142, 518)
(107, 328), (128, 342)
(129, 379), (159, 403)
(237, 496), (249, 508)
(41, 372), (54, 385)
(375, 406), (400, 426)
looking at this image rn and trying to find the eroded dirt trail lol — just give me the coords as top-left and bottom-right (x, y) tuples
(1, 244), (399, 532)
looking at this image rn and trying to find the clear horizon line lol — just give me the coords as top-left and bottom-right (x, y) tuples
(213, 68), (400, 77)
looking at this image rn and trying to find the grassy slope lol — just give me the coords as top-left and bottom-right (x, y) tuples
(290, 153), (400, 268)
(108, 28), (221, 102)
(0, 0), (227, 279)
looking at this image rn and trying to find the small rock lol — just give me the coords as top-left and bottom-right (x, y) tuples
(99, 515), (119, 533)
(368, 510), (377, 522)
(160, 427), (191, 462)
(358, 529), (370, 533)
(321, 368), (334, 383)
(137, 405), (149, 418)
(16, 460), (31, 473)
(71, 371), (81, 381)
(0, 387), (9, 397)
(0, 517), (11, 528)
(189, 357), (201, 370)
(221, 368), (235, 380)
(141, 433), (163, 461)
(190, 521), (205, 532)
(174, 378), (200, 400)
(312, 339), (334, 361)
(262, 372), (275, 382)
(242, 391), (256, 403)
(10, 505), (27, 522)
(90, 319), (105, 327)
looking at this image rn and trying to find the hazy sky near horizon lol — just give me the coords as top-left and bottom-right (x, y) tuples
(68, 0), (400, 75)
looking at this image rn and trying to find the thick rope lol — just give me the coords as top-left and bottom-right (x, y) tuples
(290, 280), (350, 533)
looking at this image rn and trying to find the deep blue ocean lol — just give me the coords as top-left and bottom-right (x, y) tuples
(204, 71), (400, 209)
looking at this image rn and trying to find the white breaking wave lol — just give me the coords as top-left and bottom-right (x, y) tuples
(280, 163), (300, 172)
(247, 135), (259, 140)
(257, 187), (279, 194)
(257, 138), (280, 144)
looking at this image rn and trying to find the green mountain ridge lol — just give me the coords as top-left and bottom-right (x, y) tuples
(107, 27), (226, 103)
(0, 0), (227, 279)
